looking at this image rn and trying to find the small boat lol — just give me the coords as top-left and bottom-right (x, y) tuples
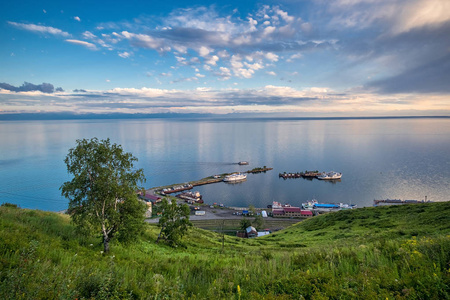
(238, 161), (249, 165)
(317, 171), (342, 180)
(223, 172), (247, 182)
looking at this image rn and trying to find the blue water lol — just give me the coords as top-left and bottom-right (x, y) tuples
(1, 118), (449, 211)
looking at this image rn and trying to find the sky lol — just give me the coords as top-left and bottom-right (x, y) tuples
(1, 0), (449, 117)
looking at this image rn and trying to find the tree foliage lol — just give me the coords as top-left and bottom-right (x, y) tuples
(157, 198), (191, 246)
(60, 138), (146, 253)
(240, 218), (252, 231)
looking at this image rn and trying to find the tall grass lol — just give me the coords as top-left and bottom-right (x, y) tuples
(1, 202), (449, 299)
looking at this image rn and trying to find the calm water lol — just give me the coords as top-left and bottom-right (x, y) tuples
(0, 118), (449, 211)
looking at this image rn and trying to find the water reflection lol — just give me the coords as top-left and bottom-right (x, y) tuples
(0, 118), (449, 211)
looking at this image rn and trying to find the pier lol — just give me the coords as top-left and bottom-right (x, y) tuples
(279, 170), (321, 179)
(153, 166), (273, 195)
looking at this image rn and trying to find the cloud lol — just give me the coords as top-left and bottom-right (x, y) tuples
(328, 0), (450, 36)
(0, 82), (61, 93)
(1, 84), (448, 116)
(8, 21), (70, 37)
(120, 31), (168, 52)
(74, 16), (81, 22)
(266, 71), (277, 76)
(65, 39), (98, 50)
(93, 5), (335, 81)
(367, 53), (450, 94)
(118, 51), (132, 58)
(198, 46), (211, 57)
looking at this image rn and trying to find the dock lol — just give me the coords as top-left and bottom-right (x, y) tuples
(152, 167), (273, 195)
(373, 199), (432, 206)
(279, 171), (321, 179)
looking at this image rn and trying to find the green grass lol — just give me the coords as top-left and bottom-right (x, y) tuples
(1, 202), (449, 299)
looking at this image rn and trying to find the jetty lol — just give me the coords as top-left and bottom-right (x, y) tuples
(373, 198), (432, 206)
(153, 166), (273, 195)
(246, 167), (273, 174)
(279, 170), (321, 179)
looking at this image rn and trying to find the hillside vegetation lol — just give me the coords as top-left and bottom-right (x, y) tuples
(1, 202), (449, 299)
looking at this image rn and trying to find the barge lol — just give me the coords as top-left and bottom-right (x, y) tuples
(160, 184), (193, 195)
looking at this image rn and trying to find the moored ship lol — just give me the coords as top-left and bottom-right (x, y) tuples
(223, 172), (247, 182)
(317, 171), (342, 180)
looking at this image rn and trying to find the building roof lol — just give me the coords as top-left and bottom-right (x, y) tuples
(272, 209), (285, 215)
(144, 193), (161, 201)
(284, 207), (302, 213)
(246, 226), (257, 233)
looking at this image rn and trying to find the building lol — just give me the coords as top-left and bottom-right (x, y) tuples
(140, 191), (161, 203)
(245, 226), (258, 238)
(272, 206), (313, 218)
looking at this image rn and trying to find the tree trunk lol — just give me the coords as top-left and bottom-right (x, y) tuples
(103, 234), (110, 253)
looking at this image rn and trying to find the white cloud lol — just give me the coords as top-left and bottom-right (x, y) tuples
(329, 0), (450, 35)
(245, 62), (264, 71)
(82, 31), (96, 39)
(391, 0), (450, 35)
(74, 16), (81, 22)
(275, 8), (294, 23)
(248, 17), (258, 32)
(120, 31), (166, 51)
(118, 51), (132, 58)
(263, 26), (276, 36)
(8, 21), (70, 37)
(198, 46), (211, 57)
(217, 50), (229, 58)
(266, 71), (277, 76)
(65, 39), (98, 50)
(287, 53), (302, 62)
(205, 55), (219, 66)
(265, 52), (279, 62)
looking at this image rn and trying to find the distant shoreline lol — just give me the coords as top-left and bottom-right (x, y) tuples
(0, 113), (448, 121)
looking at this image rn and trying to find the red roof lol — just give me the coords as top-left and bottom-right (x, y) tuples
(284, 207), (302, 213)
(272, 209), (285, 215)
(301, 210), (313, 215)
(145, 193), (161, 201)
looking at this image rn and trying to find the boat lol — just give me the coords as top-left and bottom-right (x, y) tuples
(177, 191), (203, 203)
(160, 184), (193, 194)
(317, 171), (342, 180)
(223, 172), (247, 182)
(238, 161), (249, 165)
(302, 199), (356, 210)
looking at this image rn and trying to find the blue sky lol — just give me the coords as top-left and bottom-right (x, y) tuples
(1, 0), (449, 117)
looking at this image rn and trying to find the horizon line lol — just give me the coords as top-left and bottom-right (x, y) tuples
(0, 112), (449, 121)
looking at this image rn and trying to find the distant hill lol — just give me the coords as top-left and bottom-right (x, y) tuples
(1, 201), (449, 299)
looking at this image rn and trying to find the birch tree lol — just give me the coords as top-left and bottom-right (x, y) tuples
(61, 138), (146, 253)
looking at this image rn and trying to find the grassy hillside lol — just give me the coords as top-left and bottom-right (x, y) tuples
(1, 202), (449, 299)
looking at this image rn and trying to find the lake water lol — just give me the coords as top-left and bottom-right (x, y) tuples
(0, 118), (449, 211)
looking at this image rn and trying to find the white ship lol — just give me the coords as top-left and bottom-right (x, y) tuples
(223, 172), (247, 182)
(317, 171), (342, 180)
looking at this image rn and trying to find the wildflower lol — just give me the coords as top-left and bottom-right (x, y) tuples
(237, 285), (241, 299)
